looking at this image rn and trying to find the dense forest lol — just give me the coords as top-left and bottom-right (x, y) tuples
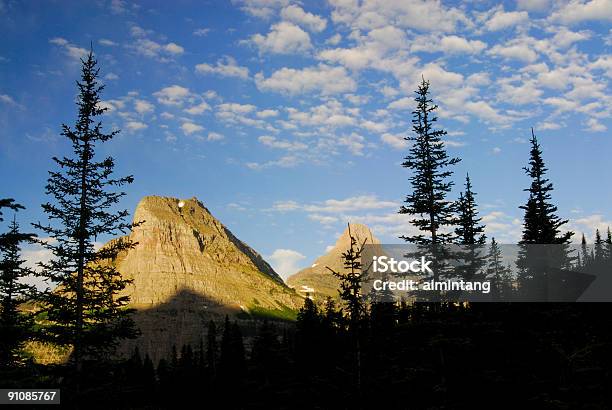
(1, 51), (612, 409)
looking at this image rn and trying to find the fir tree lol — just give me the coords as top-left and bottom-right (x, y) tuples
(580, 233), (589, 268)
(517, 129), (573, 289)
(0, 216), (36, 367)
(455, 174), (486, 245)
(295, 298), (322, 376)
(485, 238), (513, 300)
(519, 129), (573, 245)
(455, 174), (487, 286)
(326, 223), (368, 389)
(594, 229), (604, 262)
(326, 223), (367, 330)
(399, 77), (461, 247)
(32, 50), (138, 375)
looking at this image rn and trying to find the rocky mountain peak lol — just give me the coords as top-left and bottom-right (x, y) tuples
(109, 195), (301, 361)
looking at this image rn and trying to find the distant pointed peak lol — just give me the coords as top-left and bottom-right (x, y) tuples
(334, 223), (379, 247)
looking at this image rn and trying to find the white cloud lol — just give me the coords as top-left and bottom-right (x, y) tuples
(154, 85), (191, 106)
(464, 100), (512, 125)
(485, 9), (529, 31)
(126, 121), (147, 132)
(184, 101), (211, 115)
(128, 28), (185, 61)
(268, 248), (306, 279)
(233, 0), (289, 19)
(207, 132), (224, 141)
(164, 42), (184, 55)
(256, 64), (356, 95)
(49, 37), (88, 61)
(550, 0), (612, 24)
(134, 99), (154, 114)
(132, 38), (185, 60)
(218, 102), (256, 114)
(195, 56), (250, 79)
(258, 135), (307, 151)
(280, 5), (327, 32)
(110, 0), (127, 14)
(257, 109), (279, 118)
(246, 155), (299, 169)
(517, 0), (550, 11)
(439, 35), (486, 54)
(326, 33), (342, 45)
(99, 38), (117, 46)
(250, 22), (312, 54)
(585, 117), (607, 132)
(308, 214), (339, 224)
(387, 97), (413, 110)
(104, 72), (119, 81)
(274, 195), (398, 214)
(181, 121), (204, 135)
(488, 42), (538, 63)
(337, 133), (366, 155)
(193, 28), (211, 36)
(570, 214), (612, 241)
(329, 0), (470, 33)
(380, 133), (408, 149)
(0, 94), (23, 109)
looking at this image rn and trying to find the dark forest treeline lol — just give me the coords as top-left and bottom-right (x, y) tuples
(1, 51), (612, 409)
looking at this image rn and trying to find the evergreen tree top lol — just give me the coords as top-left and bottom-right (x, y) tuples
(399, 77), (461, 245)
(519, 128), (573, 244)
(455, 174), (486, 245)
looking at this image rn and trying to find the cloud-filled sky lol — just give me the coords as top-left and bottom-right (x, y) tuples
(1, 0), (611, 279)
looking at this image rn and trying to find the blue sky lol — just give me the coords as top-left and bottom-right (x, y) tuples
(1, 0), (611, 279)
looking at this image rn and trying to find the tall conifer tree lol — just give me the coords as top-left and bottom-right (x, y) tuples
(519, 129), (573, 245)
(399, 77), (461, 247)
(517, 129), (573, 290)
(33, 50), (137, 375)
(594, 229), (604, 262)
(455, 174), (487, 285)
(455, 174), (486, 245)
(580, 233), (589, 268)
(0, 216), (36, 367)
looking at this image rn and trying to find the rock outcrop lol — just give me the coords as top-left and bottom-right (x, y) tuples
(109, 196), (301, 361)
(287, 223), (380, 301)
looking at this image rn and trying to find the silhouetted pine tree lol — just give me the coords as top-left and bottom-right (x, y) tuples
(32, 50), (138, 376)
(455, 174), (486, 246)
(519, 129), (573, 246)
(295, 298), (322, 375)
(399, 77), (461, 248)
(0, 216), (36, 367)
(580, 233), (589, 268)
(485, 238), (513, 300)
(455, 174), (487, 287)
(326, 223), (369, 390)
(594, 229), (604, 262)
(0, 199), (24, 250)
(517, 129), (573, 290)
